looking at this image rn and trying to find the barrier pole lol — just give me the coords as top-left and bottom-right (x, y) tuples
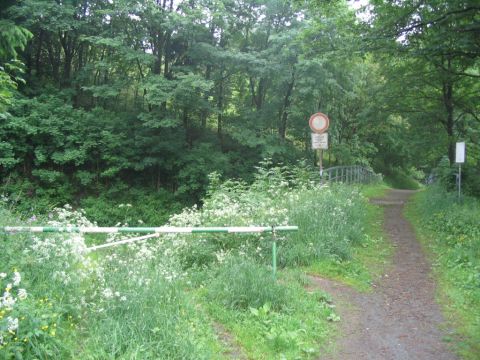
(272, 227), (277, 279)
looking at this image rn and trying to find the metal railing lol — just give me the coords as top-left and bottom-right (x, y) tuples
(324, 165), (381, 184)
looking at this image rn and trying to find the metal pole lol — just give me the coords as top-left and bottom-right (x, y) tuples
(458, 164), (462, 200)
(1, 225), (299, 234)
(272, 228), (277, 280)
(319, 149), (323, 183)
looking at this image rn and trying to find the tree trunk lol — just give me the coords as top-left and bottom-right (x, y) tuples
(201, 64), (211, 129)
(278, 71), (295, 140)
(442, 60), (455, 163)
(217, 70), (224, 148)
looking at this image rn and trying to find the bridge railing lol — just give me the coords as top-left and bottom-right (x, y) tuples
(324, 165), (381, 184)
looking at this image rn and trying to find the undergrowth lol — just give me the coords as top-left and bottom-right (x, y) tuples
(406, 185), (480, 359)
(0, 161), (377, 359)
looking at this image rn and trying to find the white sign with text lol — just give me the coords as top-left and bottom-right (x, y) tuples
(311, 133), (328, 150)
(456, 142), (465, 163)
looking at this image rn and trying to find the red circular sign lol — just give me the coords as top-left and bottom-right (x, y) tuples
(309, 112), (330, 133)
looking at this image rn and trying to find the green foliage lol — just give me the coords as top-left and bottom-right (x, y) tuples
(82, 280), (218, 360)
(281, 184), (369, 265)
(407, 186), (480, 358)
(168, 162), (371, 271)
(0, 200), (222, 359)
(433, 155), (480, 198)
(383, 167), (421, 190)
(0, 20), (31, 60)
(207, 258), (289, 311)
(434, 156), (457, 191)
(80, 188), (181, 226)
(203, 266), (336, 359)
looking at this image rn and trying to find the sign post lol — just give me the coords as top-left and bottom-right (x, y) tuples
(456, 142), (465, 200)
(309, 112), (330, 182)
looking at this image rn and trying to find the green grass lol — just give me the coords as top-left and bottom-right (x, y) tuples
(405, 187), (480, 359)
(359, 182), (391, 198)
(304, 195), (392, 292)
(200, 266), (334, 359)
(383, 168), (421, 190)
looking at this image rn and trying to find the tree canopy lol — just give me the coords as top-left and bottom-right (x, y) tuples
(0, 0), (479, 204)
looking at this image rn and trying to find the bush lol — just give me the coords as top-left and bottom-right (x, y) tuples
(80, 188), (182, 226)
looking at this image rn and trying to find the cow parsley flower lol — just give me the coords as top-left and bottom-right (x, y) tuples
(102, 288), (113, 299)
(7, 317), (19, 332)
(18, 288), (27, 300)
(1, 291), (16, 309)
(12, 272), (21, 286)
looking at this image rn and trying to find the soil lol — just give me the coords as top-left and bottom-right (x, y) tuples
(212, 321), (248, 360)
(313, 189), (458, 360)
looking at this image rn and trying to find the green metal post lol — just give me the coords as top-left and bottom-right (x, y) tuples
(272, 227), (277, 280)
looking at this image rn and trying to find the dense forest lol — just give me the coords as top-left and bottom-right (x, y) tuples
(1, 1), (480, 359)
(0, 0), (479, 216)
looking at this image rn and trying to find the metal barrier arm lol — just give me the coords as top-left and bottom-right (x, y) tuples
(1, 225), (298, 234)
(1, 225), (299, 279)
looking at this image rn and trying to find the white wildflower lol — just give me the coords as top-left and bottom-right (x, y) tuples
(102, 288), (113, 299)
(12, 272), (21, 286)
(0, 273), (6, 279)
(2, 292), (16, 310)
(18, 288), (28, 300)
(7, 317), (19, 332)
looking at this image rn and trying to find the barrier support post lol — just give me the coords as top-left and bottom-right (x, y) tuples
(272, 227), (277, 280)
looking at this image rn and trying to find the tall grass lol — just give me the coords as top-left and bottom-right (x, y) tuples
(407, 185), (480, 359)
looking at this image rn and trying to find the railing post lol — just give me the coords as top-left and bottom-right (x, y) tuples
(272, 227), (277, 280)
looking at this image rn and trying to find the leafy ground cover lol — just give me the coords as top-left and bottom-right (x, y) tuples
(406, 186), (480, 359)
(1, 163), (382, 359)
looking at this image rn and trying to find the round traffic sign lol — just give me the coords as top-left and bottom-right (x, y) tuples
(309, 112), (329, 133)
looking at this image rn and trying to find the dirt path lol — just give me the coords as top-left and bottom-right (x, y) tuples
(313, 189), (457, 360)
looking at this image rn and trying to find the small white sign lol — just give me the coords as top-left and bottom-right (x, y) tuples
(312, 133), (328, 149)
(456, 142), (465, 163)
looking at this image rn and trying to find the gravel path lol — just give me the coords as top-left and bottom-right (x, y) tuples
(314, 189), (457, 360)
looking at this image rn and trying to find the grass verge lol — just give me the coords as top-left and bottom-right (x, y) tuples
(405, 187), (480, 359)
(198, 263), (334, 359)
